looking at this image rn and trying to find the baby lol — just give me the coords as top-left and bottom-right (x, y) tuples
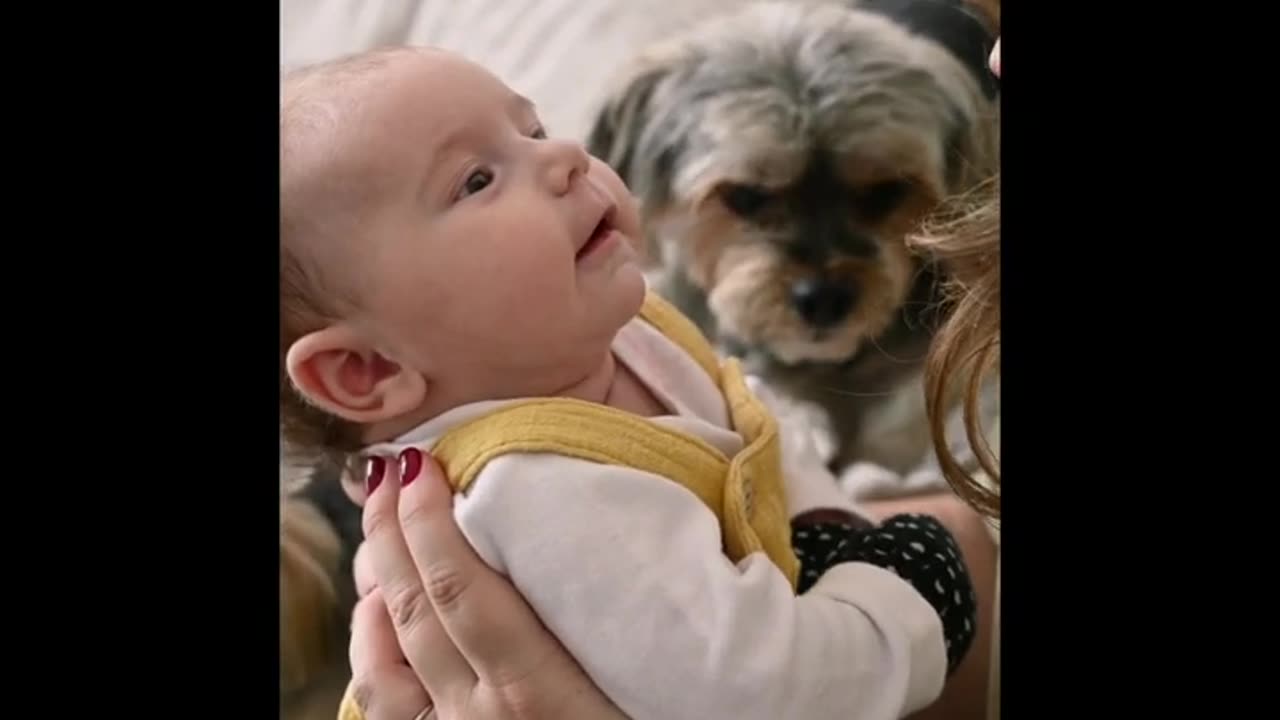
(281, 47), (977, 720)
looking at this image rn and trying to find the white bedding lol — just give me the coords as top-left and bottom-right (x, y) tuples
(281, 0), (737, 142)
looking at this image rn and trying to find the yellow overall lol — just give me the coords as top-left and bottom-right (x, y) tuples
(336, 291), (796, 720)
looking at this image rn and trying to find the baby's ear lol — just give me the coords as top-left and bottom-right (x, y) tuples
(285, 325), (428, 425)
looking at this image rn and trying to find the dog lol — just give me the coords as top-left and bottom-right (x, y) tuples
(281, 458), (362, 720)
(586, 0), (1000, 478)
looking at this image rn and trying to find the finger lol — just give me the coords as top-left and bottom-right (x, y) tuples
(349, 590), (410, 674)
(363, 450), (477, 700)
(348, 590), (434, 720)
(397, 449), (566, 687)
(354, 541), (377, 598)
(343, 455), (385, 507)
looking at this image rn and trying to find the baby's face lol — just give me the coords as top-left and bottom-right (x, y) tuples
(331, 50), (646, 407)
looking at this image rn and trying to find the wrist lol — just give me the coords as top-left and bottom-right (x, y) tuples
(843, 514), (979, 676)
(791, 507), (873, 531)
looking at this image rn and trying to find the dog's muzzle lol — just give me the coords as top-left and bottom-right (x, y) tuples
(790, 278), (855, 329)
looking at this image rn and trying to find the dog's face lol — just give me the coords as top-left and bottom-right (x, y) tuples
(587, 1), (998, 365)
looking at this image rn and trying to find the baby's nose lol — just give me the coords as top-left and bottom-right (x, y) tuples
(543, 138), (590, 194)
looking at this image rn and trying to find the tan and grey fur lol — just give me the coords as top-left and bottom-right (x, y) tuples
(587, 0), (999, 474)
(280, 460), (361, 720)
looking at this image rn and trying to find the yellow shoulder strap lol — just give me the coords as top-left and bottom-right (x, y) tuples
(636, 290), (722, 383)
(432, 397), (731, 519)
(337, 683), (362, 720)
(333, 293), (773, 720)
(429, 290), (730, 501)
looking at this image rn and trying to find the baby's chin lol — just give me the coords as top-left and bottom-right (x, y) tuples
(588, 258), (647, 335)
(572, 228), (647, 323)
(600, 257), (647, 320)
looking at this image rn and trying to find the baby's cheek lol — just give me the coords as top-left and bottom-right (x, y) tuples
(589, 157), (642, 238)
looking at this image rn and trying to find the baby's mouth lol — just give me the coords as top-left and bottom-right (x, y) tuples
(577, 211), (616, 261)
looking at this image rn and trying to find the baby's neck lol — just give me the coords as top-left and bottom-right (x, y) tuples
(364, 348), (664, 447)
(533, 351), (666, 418)
(550, 349), (619, 406)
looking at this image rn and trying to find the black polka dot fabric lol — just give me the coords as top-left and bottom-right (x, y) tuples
(792, 513), (978, 675)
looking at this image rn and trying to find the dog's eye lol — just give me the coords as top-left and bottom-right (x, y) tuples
(857, 181), (910, 219)
(720, 184), (772, 217)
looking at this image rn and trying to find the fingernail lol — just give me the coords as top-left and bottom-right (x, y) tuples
(399, 448), (423, 486)
(988, 40), (1000, 77)
(365, 456), (386, 495)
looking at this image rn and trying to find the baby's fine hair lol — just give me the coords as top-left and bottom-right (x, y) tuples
(279, 46), (425, 473)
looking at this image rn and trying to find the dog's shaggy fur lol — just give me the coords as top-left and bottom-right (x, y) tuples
(587, 0), (999, 475)
(280, 461), (361, 720)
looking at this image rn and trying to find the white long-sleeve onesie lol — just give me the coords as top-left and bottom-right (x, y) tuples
(366, 315), (948, 720)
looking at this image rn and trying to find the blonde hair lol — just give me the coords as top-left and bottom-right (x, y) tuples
(909, 175), (1000, 519)
(279, 493), (345, 695)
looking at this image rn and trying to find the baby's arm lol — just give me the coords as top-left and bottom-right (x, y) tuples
(453, 455), (949, 720)
(751, 375), (980, 672)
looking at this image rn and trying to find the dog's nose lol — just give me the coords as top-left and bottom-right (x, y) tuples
(790, 279), (855, 328)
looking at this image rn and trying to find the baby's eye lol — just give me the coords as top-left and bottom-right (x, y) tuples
(460, 167), (494, 198)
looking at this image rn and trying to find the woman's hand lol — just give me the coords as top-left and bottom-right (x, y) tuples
(347, 450), (629, 720)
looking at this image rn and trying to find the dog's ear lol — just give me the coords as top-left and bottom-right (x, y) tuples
(585, 61), (672, 181)
(585, 48), (698, 210)
(962, 0), (1000, 32)
(942, 95), (998, 192)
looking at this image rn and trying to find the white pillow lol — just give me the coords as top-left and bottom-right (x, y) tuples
(280, 0), (737, 141)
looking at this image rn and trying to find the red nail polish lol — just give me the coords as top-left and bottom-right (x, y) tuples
(365, 456), (386, 495)
(399, 448), (423, 486)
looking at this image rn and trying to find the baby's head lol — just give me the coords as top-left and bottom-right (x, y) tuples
(280, 47), (646, 468)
